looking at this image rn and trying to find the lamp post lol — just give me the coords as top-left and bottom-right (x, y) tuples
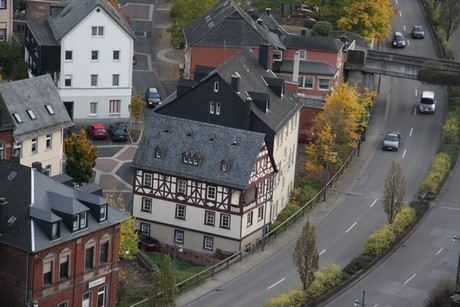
(354, 291), (366, 307)
(453, 236), (460, 291)
(173, 239), (183, 272)
(323, 143), (330, 201)
(261, 186), (271, 252)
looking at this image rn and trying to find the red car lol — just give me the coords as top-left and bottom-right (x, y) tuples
(298, 129), (314, 143)
(87, 123), (108, 139)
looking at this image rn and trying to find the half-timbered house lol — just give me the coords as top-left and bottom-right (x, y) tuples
(132, 113), (275, 254)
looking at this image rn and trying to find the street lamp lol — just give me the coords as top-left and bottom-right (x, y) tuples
(261, 185), (272, 252)
(354, 290), (366, 307)
(173, 238), (183, 272)
(453, 236), (460, 291)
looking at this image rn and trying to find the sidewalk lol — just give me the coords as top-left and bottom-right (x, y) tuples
(176, 77), (390, 306)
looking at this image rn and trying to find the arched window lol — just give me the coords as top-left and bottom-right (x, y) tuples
(0, 141), (5, 160)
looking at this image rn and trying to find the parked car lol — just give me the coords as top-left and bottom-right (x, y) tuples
(419, 90), (436, 114)
(298, 129), (315, 143)
(411, 25), (425, 39)
(138, 233), (159, 251)
(87, 123), (108, 139)
(145, 87), (162, 108)
(382, 132), (401, 151)
(109, 124), (129, 141)
(65, 125), (85, 138)
(392, 32), (406, 48)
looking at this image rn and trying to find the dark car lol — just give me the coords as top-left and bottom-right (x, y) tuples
(109, 124), (129, 142)
(411, 25), (425, 39)
(87, 123), (108, 139)
(65, 125), (85, 138)
(138, 233), (159, 251)
(392, 32), (406, 48)
(145, 87), (162, 108)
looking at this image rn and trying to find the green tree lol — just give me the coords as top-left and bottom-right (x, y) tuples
(311, 21), (332, 37)
(382, 161), (406, 224)
(64, 129), (98, 185)
(293, 220), (319, 291)
(0, 42), (27, 80)
(105, 193), (139, 260)
(439, 0), (460, 41)
(149, 256), (179, 306)
(337, 0), (395, 39)
(168, 0), (219, 48)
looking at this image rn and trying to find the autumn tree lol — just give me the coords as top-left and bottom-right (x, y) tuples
(64, 129), (98, 185)
(168, 0), (219, 47)
(336, 0), (395, 39)
(149, 256), (179, 307)
(105, 193), (139, 260)
(439, 0), (460, 41)
(293, 220), (319, 291)
(131, 93), (145, 121)
(382, 161), (406, 224)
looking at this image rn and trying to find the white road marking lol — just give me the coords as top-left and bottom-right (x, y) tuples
(399, 11), (402, 17)
(319, 249), (326, 256)
(370, 199), (378, 207)
(402, 149), (407, 159)
(415, 88), (418, 96)
(437, 248), (443, 255)
(403, 25), (406, 32)
(346, 222), (357, 233)
(414, 107), (417, 116)
(267, 278), (286, 290)
(410, 128), (413, 136)
(405, 274), (416, 284)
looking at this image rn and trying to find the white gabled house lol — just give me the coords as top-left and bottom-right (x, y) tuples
(23, 0), (135, 124)
(132, 113), (276, 254)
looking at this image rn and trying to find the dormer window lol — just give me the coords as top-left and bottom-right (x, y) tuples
(100, 205), (107, 222)
(273, 50), (282, 61)
(73, 212), (87, 231)
(214, 82), (219, 92)
(221, 160), (231, 172)
(154, 147), (163, 158)
(51, 222), (60, 240)
(182, 152), (201, 166)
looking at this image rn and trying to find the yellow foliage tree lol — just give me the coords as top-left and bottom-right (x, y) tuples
(131, 93), (145, 122)
(336, 0), (396, 39)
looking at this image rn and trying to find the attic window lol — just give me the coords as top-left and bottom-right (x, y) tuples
(214, 82), (219, 92)
(27, 110), (36, 120)
(209, 101), (215, 114)
(273, 50), (282, 62)
(221, 160), (231, 172)
(7, 171), (17, 180)
(182, 152), (201, 166)
(13, 113), (23, 123)
(154, 146), (163, 158)
(45, 105), (55, 115)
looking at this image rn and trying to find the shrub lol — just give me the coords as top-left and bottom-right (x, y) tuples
(342, 254), (375, 278)
(363, 224), (396, 257)
(305, 264), (343, 300)
(410, 200), (430, 220)
(390, 206), (416, 236)
(442, 114), (460, 144)
(263, 287), (306, 307)
(419, 152), (451, 196)
(424, 277), (456, 307)
(293, 184), (318, 206)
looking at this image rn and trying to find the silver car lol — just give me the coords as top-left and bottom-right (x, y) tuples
(382, 132), (401, 151)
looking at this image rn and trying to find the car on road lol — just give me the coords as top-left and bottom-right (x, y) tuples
(298, 129), (315, 143)
(145, 87), (162, 108)
(65, 125), (85, 138)
(138, 233), (159, 251)
(411, 25), (425, 39)
(87, 123), (108, 139)
(419, 90), (436, 114)
(392, 32), (406, 48)
(382, 132), (401, 151)
(109, 124), (129, 142)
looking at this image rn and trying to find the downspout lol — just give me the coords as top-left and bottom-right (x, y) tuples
(110, 224), (116, 306)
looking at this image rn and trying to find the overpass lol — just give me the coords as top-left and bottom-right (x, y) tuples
(345, 49), (460, 80)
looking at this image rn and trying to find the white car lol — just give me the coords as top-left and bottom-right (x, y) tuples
(382, 132), (401, 151)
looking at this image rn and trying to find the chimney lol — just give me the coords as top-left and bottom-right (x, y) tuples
(301, 28), (307, 36)
(231, 73), (241, 93)
(257, 18), (262, 26)
(32, 161), (42, 173)
(292, 51), (300, 83)
(265, 8), (271, 16)
(0, 198), (8, 231)
(340, 32), (347, 44)
(258, 44), (270, 71)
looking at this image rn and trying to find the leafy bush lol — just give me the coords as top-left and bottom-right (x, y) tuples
(312, 21), (332, 37)
(363, 224), (396, 257)
(390, 206), (416, 236)
(419, 152), (452, 196)
(305, 264), (343, 300)
(292, 184), (318, 206)
(442, 114), (460, 144)
(263, 287), (306, 307)
(410, 201), (430, 220)
(424, 277), (456, 307)
(342, 254), (375, 278)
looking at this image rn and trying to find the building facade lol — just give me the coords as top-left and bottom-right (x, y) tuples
(0, 159), (128, 306)
(23, 0), (135, 124)
(0, 74), (73, 176)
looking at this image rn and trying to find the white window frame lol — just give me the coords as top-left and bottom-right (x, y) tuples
(247, 211), (253, 226)
(220, 214), (230, 229)
(0, 1), (5, 9)
(31, 138), (38, 154)
(13, 142), (22, 157)
(141, 197), (152, 212)
(318, 79), (331, 90)
(216, 103), (221, 115)
(91, 26), (104, 37)
(112, 74), (120, 86)
(207, 186), (216, 200)
(90, 102), (98, 116)
(214, 82), (219, 92)
(43, 259), (53, 285)
(203, 236), (214, 250)
(299, 50), (307, 60)
(0, 141), (4, 160)
(140, 222), (150, 235)
(258, 206), (264, 220)
(46, 134), (52, 149)
(177, 180), (186, 194)
(97, 286), (106, 307)
(143, 173), (152, 187)
(175, 204), (186, 220)
(205, 211), (215, 226)
(174, 230), (184, 244)
(109, 100), (121, 114)
(113, 50), (120, 61)
(209, 101), (215, 114)
(273, 50), (283, 61)
(299, 76), (314, 89)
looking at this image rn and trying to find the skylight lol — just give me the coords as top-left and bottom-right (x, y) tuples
(45, 105), (55, 115)
(27, 110), (36, 120)
(13, 113), (23, 123)
(7, 171), (17, 181)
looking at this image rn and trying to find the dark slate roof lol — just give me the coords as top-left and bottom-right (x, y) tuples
(46, 0), (135, 41)
(0, 74), (73, 142)
(212, 48), (301, 132)
(283, 34), (344, 52)
(0, 160), (129, 252)
(26, 20), (60, 46)
(132, 113), (266, 190)
(280, 60), (338, 75)
(257, 10), (289, 37)
(183, 0), (283, 49)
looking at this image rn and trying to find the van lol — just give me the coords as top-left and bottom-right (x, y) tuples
(419, 91), (436, 114)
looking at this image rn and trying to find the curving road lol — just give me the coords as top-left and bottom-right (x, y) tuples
(184, 0), (447, 306)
